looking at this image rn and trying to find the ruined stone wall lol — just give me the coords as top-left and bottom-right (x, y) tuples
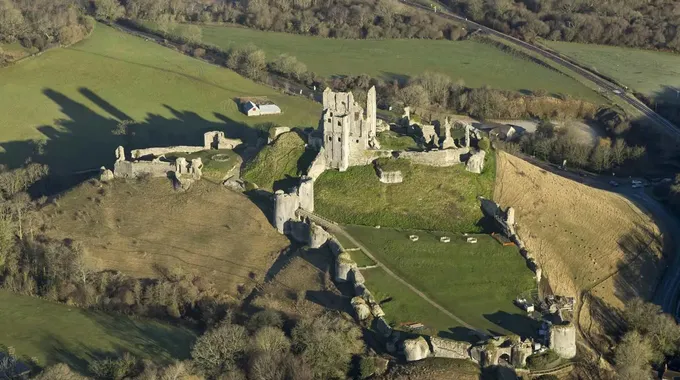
(131, 146), (205, 159)
(113, 160), (174, 178)
(298, 176), (314, 212)
(399, 148), (469, 167)
(306, 149), (327, 180)
(377, 168), (403, 184)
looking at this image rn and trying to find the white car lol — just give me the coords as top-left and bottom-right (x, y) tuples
(613, 89), (622, 95)
(632, 183), (643, 188)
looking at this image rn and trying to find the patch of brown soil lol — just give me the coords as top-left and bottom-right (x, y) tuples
(494, 152), (663, 309)
(47, 178), (288, 295)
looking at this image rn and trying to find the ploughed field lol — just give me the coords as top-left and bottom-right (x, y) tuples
(46, 178), (288, 293)
(345, 225), (537, 337)
(191, 24), (601, 101)
(0, 290), (195, 371)
(0, 23), (318, 174)
(315, 156), (495, 232)
(542, 39), (680, 102)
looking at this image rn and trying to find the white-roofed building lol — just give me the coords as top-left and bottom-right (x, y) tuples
(241, 100), (281, 116)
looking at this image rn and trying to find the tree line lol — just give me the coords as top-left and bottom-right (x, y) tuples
(0, 0), (94, 53)
(442, 0), (680, 52)
(94, 0), (468, 40)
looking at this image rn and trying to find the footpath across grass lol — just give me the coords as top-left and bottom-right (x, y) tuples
(195, 24), (601, 101)
(316, 155), (495, 232)
(347, 225), (537, 336)
(0, 290), (196, 371)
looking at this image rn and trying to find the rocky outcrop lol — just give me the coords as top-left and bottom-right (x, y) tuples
(99, 167), (114, 182)
(309, 223), (331, 249)
(466, 150), (486, 174)
(403, 337), (430, 362)
(351, 297), (371, 321)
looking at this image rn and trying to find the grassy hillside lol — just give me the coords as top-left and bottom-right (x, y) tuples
(349, 226), (537, 336)
(197, 24), (601, 101)
(0, 23), (319, 174)
(542, 40), (680, 102)
(0, 290), (195, 371)
(47, 178), (288, 293)
(242, 132), (316, 191)
(315, 156), (495, 232)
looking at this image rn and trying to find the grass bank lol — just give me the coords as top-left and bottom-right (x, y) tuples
(0, 290), (195, 371)
(0, 23), (318, 174)
(315, 155), (495, 232)
(194, 24), (601, 101)
(348, 225), (537, 336)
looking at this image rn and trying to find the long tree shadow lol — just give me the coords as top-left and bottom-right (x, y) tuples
(613, 223), (663, 302)
(0, 88), (264, 195)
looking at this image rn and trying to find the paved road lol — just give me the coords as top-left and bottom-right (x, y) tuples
(515, 155), (680, 315)
(297, 209), (489, 337)
(400, 0), (680, 137)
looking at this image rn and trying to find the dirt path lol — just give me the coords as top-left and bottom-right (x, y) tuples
(298, 210), (487, 337)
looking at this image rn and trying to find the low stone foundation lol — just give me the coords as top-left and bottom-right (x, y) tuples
(398, 148), (469, 167)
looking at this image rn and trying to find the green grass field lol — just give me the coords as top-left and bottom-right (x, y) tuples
(542, 40), (680, 102)
(194, 24), (601, 101)
(315, 155), (495, 232)
(0, 291), (195, 372)
(0, 23), (318, 174)
(348, 226), (537, 336)
(242, 131), (316, 191)
(377, 131), (419, 151)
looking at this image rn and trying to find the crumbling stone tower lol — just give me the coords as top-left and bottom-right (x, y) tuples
(322, 86), (377, 171)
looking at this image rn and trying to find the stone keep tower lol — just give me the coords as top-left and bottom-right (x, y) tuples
(322, 86), (377, 171)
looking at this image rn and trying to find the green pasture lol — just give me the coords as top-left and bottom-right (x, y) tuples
(0, 291), (195, 372)
(194, 24), (601, 101)
(315, 155), (495, 232)
(242, 131), (317, 191)
(542, 40), (680, 102)
(348, 225), (537, 336)
(0, 23), (318, 174)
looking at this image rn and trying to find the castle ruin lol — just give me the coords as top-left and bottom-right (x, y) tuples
(322, 86), (379, 171)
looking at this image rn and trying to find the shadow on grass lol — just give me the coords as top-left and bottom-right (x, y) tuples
(0, 88), (267, 196)
(483, 311), (541, 339)
(41, 310), (196, 375)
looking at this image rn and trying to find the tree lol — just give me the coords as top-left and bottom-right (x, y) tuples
(178, 24), (202, 44)
(0, 0), (25, 43)
(623, 298), (680, 362)
(191, 322), (249, 377)
(94, 0), (125, 21)
(291, 313), (364, 379)
(252, 326), (290, 354)
(397, 84), (429, 109)
(614, 331), (652, 380)
(411, 72), (451, 106)
(33, 363), (87, 380)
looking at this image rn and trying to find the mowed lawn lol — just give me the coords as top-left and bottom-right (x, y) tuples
(542, 40), (680, 101)
(197, 24), (601, 100)
(347, 226), (537, 336)
(0, 24), (319, 173)
(0, 290), (195, 371)
(315, 155), (495, 232)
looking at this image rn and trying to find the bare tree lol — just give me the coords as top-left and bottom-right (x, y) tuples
(614, 331), (652, 379)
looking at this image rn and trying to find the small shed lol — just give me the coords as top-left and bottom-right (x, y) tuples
(241, 100), (281, 117)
